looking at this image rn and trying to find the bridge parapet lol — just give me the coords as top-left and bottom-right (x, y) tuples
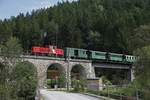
(22, 55), (92, 63)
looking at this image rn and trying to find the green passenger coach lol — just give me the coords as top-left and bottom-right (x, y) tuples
(109, 53), (123, 62)
(65, 47), (87, 59)
(91, 51), (106, 60)
(65, 47), (136, 63)
(125, 55), (136, 63)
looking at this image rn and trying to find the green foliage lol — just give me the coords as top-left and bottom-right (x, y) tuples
(129, 24), (150, 51)
(12, 61), (37, 100)
(1, 0), (150, 99)
(0, 0), (150, 53)
(0, 37), (23, 67)
(101, 76), (112, 85)
(0, 37), (22, 54)
(58, 74), (66, 88)
(0, 37), (23, 100)
(72, 79), (86, 92)
(134, 46), (150, 88)
(47, 74), (66, 88)
(0, 63), (6, 83)
(121, 80), (139, 96)
(133, 46), (150, 99)
(0, 84), (13, 100)
(47, 79), (52, 86)
(0, 63), (11, 100)
(47, 79), (56, 88)
(87, 31), (101, 50)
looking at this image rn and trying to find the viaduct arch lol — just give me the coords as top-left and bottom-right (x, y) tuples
(23, 56), (95, 88)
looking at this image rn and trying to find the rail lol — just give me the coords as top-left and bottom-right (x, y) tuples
(0, 50), (134, 64)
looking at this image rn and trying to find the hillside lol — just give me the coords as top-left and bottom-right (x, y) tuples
(0, 0), (150, 54)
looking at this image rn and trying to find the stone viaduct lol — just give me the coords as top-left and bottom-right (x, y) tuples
(21, 55), (133, 88)
(23, 55), (95, 87)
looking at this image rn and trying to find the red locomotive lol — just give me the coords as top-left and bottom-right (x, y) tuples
(32, 45), (64, 56)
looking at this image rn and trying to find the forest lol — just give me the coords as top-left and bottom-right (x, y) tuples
(0, 0), (150, 99)
(0, 0), (150, 54)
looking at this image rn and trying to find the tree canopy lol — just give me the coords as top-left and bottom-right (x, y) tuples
(133, 46), (150, 99)
(0, 0), (150, 54)
(0, 37), (23, 100)
(12, 61), (37, 100)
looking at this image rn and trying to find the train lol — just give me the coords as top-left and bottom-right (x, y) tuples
(32, 45), (64, 56)
(31, 46), (136, 63)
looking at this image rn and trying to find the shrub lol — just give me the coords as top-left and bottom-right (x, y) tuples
(72, 79), (86, 92)
(12, 61), (37, 100)
(58, 74), (66, 88)
(47, 79), (51, 86)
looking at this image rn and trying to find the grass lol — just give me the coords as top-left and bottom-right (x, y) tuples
(85, 86), (139, 100)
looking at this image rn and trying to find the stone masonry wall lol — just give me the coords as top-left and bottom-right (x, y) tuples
(24, 57), (95, 88)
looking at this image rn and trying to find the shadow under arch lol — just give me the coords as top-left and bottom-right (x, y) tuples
(46, 63), (65, 88)
(47, 63), (65, 80)
(71, 64), (87, 80)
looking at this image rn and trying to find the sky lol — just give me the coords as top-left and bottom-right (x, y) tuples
(0, 0), (77, 20)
